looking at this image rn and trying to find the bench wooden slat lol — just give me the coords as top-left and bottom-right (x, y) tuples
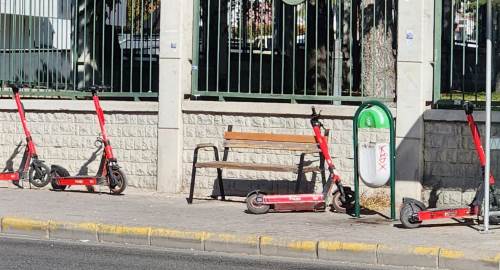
(223, 140), (320, 152)
(224, 131), (317, 144)
(195, 161), (320, 173)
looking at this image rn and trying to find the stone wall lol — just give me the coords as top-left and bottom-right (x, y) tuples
(181, 102), (392, 199)
(0, 100), (158, 190)
(423, 110), (500, 207)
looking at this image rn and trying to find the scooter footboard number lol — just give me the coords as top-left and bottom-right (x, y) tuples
(0, 172), (20, 181)
(417, 208), (472, 220)
(57, 178), (97, 186)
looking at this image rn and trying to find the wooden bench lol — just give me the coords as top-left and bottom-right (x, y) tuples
(187, 125), (328, 204)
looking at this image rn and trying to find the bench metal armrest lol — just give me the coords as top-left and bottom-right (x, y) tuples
(195, 143), (217, 150)
(193, 143), (220, 164)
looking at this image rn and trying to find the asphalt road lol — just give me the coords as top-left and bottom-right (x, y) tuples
(0, 236), (402, 270)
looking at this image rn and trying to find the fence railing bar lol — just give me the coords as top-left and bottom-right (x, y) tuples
(2, 0), (6, 89)
(303, 2), (307, 96)
(292, 5), (296, 95)
(130, 0), (135, 93)
(281, 2), (284, 95)
(462, 1), (468, 100)
(372, 0), (375, 98)
(21, 0), (25, 85)
(360, 0), (364, 97)
(248, 1), (253, 93)
(140, 0), (144, 93)
(206, 0), (211, 91)
(474, 0), (479, 103)
(449, 0), (454, 97)
(327, 0), (330, 95)
(120, 2), (124, 92)
(227, 0), (232, 93)
(27, 0), (32, 86)
(111, 0), (116, 90)
(149, 0), (153, 92)
(270, 0), (274, 94)
(384, 0), (387, 98)
(259, 1), (264, 94)
(92, 0), (96, 85)
(349, 0), (353, 96)
(216, 0), (221, 92)
(103, 0), (106, 86)
(315, 0), (318, 96)
(238, 0), (242, 93)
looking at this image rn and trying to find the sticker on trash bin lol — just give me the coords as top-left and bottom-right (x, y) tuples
(358, 142), (390, 188)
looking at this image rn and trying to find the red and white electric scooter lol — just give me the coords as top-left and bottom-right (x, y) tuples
(246, 107), (354, 214)
(49, 85), (127, 195)
(0, 83), (50, 188)
(399, 102), (500, 228)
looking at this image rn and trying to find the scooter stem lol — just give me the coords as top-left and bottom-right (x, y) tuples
(92, 93), (115, 160)
(14, 90), (37, 156)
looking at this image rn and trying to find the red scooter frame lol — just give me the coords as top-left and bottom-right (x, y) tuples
(246, 107), (354, 214)
(49, 86), (127, 195)
(0, 83), (50, 188)
(400, 103), (500, 228)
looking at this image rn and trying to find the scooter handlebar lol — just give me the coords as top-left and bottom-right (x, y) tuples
(310, 107), (323, 126)
(464, 101), (474, 115)
(3, 83), (28, 92)
(86, 85), (112, 93)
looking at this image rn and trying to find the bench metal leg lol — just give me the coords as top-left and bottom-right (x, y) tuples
(187, 149), (200, 204)
(295, 153), (306, 194)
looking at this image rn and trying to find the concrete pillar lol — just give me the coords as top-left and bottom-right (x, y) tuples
(157, 0), (193, 193)
(395, 0), (435, 202)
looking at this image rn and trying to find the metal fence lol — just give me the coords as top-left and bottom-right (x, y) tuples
(433, 0), (500, 109)
(191, 0), (398, 103)
(0, 0), (160, 100)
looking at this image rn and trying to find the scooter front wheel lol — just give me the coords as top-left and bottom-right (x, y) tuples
(109, 168), (127, 195)
(331, 189), (355, 213)
(29, 163), (51, 188)
(400, 203), (423, 229)
(246, 193), (270, 214)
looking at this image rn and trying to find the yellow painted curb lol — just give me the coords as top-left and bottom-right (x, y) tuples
(413, 246), (440, 256)
(0, 215), (498, 269)
(1, 217), (48, 232)
(440, 248), (465, 259)
(49, 220), (99, 232)
(98, 224), (151, 236)
(260, 236), (316, 252)
(318, 241), (377, 252)
(206, 233), (259, 245)
(150, 228), (207, 241)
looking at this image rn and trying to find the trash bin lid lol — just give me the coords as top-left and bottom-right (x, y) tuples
(357, 106), (390, 129)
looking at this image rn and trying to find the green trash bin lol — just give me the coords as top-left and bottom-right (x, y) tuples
(357, 106), (390, 129)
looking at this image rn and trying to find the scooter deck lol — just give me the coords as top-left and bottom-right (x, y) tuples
(56, 176), (104, 186)
(417, 207), (475, 220)
(0, 172), (20, 181)
(263, 194), (326, 212)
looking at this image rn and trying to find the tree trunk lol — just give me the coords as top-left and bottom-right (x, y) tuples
(360, 0), (396, 99)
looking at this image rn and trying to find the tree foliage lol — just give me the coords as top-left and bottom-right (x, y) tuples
(127, 0), (161, 33)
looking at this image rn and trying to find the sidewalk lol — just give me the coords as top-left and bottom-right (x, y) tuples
(0, 186), (499, 269)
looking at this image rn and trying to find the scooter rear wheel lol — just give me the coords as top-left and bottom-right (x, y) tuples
(50, 167), (69, 191)
(109, 168), (127, 195)
(400, 203), (423, 229)
(29, 163), (51, 188)
(332, 189), (355, 213)
(246, 193), (270, 214)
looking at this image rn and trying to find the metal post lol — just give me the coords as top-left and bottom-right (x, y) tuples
(353, 100), (396, 220)
(484, 0), (492, 232)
